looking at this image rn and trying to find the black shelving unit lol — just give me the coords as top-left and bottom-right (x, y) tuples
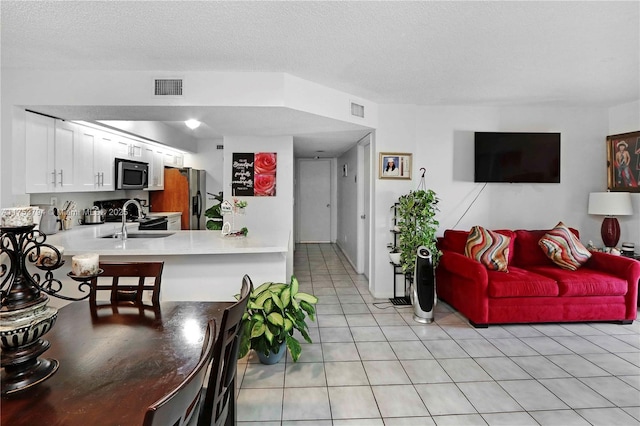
(389, 203), (411, 306)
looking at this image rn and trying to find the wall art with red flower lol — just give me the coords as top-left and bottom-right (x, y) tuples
(232, 152), (277, 196)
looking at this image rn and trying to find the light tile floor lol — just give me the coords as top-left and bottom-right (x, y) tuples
(236, 243), (640, 426)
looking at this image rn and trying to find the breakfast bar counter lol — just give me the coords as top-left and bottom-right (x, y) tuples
(43, 224), (289, 307)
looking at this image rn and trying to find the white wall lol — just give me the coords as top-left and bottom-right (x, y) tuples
(609, 99), (640, 247)
(191, 138), (224, 211)
(372, 104), (611, 298)
(372, 105), (418, 297)
(222, 135), (294, 280)
(337, 144), (358, 267)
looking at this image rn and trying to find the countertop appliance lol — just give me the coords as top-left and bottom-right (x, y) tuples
(93, 198), (168, 230)
(34, 204), (59, 234)
(149, 167), (206, 230)
(115, 158), (148, 190)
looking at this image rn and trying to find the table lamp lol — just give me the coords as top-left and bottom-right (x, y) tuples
(588, 192), (633, 248)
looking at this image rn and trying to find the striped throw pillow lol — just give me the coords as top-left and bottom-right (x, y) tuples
(538, 222), (591, 270)
(464, 226), (511, 272)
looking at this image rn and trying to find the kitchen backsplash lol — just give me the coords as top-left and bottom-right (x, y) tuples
(30, 190), (150, 215)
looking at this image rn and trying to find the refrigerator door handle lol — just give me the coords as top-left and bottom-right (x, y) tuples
(196, 191), (203, 218)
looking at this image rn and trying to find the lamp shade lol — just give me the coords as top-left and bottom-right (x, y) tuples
(588, 192), (633, 216)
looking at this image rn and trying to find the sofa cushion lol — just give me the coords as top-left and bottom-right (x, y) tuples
(440, 229), (516, 263)
(538, 222), (591, 270)
(488, 267), (559, 298)
(513, 227), (580, 268)
(529, 266), (628, 297)
(464, 226), (511, 272)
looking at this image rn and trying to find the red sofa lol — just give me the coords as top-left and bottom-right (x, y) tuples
(436, 228), (640, 327)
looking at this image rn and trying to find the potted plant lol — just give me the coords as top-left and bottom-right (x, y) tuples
(388, 247), (401, 265)
(238, 275), (318, 364)
(205, 191), (224, 230)
(396, 189), (441, 274)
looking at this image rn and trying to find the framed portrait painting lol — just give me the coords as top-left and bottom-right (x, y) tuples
(379, 152), (412, 179)
(607, 131), (640, 192)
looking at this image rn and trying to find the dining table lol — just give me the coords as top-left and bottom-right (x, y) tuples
(1, 300), (233, 426)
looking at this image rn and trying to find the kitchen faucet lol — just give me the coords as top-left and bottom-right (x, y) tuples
(118, 199), (143, 240)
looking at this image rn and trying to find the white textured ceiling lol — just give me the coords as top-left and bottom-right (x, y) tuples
(2, 1), (639, 155)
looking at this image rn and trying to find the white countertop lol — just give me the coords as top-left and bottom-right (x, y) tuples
(44, 222), (288, 256)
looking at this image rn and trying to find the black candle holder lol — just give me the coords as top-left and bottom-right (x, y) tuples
(0, 225), (93, 395)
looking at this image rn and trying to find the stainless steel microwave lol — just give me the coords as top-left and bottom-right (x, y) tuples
(115, 158), (148, 190)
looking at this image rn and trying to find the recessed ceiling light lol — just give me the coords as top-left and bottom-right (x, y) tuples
(185, 119), (201, 130)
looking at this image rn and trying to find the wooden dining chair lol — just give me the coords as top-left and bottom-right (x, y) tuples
(143, 319), (216, 426)
(198, 275), (252, 426)
(90, 261), (164, 310)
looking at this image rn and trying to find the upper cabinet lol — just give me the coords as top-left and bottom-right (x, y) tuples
(94, 131), (115, 191)
(163, 150), (184, 168)
(24, 112), (184, 194)
(25, 112), (56, 193)
(145, 146), (165, 191)
(25, 113), (82, 193)
(114, 137), (145, 161)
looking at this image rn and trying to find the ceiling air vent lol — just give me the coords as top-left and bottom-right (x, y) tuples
(350, 102), (365, 118)
(154, 79), (183, 96)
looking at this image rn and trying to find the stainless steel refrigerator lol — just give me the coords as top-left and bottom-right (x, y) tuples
(149, 167), (207, 230)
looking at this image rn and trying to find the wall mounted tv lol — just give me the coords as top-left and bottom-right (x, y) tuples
(474, 132), (561, 183)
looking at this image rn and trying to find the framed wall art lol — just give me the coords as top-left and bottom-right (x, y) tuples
(232, 152), (277, 196)
(607, 131), (640, 192)
(379, 152), (412, 180)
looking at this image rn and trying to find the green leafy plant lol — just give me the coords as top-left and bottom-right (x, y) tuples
(397, 189), (441, 274)
(205, 191), (224, 230)
(238, 276), (318, 362)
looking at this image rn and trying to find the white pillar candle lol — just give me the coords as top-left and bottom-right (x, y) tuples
(36, 245), (64, 267)
(71, 253), (99, 276)
(1, 207), (35, 227)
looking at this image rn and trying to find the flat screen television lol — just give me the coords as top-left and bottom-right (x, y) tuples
(474, 132), (561, 183)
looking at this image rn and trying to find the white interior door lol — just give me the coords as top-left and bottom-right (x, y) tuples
(298, 159), (331, 242)
(364, 142), (371, 279)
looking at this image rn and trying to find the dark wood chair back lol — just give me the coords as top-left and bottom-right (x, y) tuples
(143, 319), (216, 426)
(198, 275), (252, 426)
(90, 261), (164, 310)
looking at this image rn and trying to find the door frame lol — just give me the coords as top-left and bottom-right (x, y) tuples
(357, 133), (373, 280)
(295, 158), (335, 243)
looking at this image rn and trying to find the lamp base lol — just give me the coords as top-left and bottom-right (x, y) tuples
(601, 216), (620, 248)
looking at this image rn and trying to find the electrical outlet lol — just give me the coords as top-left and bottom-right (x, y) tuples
(50, 197), (57, 206)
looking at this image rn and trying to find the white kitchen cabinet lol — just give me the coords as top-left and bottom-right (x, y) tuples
(25, 113), (82, 193)
(65, 124), (115, 192)
(53, 120), (81, 192)
(76, 125), (99, 191)
(94, 131), (115, 191)
(114, 137), (144, 161)
(163, 150), (184, 167)
(167, 214), (182, 230)
(25, 112), (56, 193)
(144, 146), (165, 191)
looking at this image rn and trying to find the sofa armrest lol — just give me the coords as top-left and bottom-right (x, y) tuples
(586, 252), (640, 280)
(437, 250), (490, 325)
(586, 252), (640, 320)
(440, 250), (489, 285)
(440, 250), (489, 284)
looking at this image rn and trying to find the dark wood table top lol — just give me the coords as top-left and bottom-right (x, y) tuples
(1, 301), (232, 426)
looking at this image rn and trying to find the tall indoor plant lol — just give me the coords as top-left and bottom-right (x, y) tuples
(397, 189), (441, 274)
(238, 276), (318, 363)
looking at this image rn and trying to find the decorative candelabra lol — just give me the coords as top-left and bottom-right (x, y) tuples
(0, 224), (94, 395)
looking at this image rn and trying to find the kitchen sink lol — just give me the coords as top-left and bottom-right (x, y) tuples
(100, 232), (175, 239)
